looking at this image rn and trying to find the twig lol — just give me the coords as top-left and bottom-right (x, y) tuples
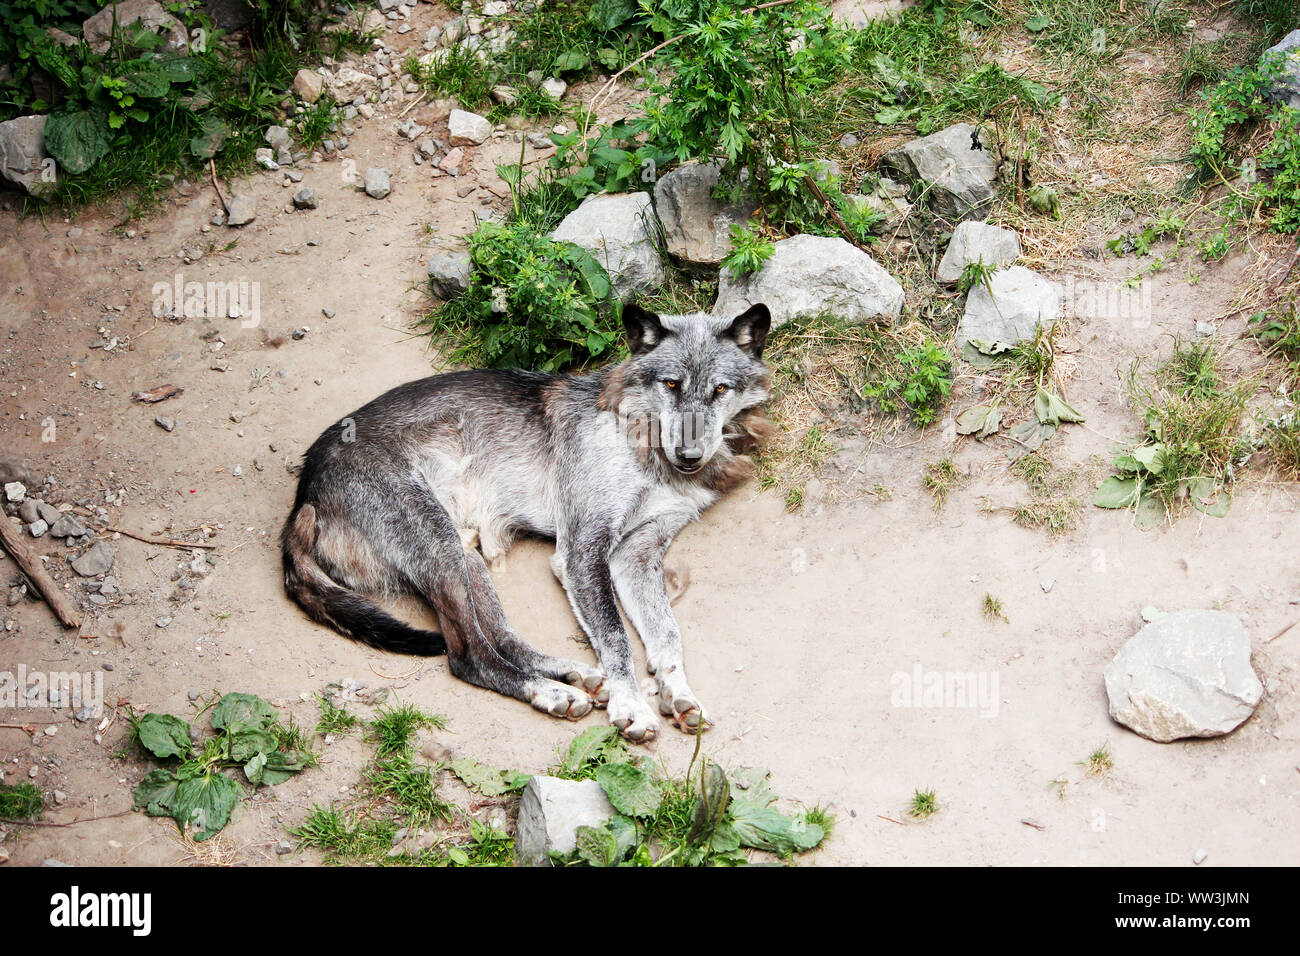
(107, 527), (216, 551)
(398, 90), (427, 119)
(1265, 619), (1298, 643)
(0, 810), (135, 828)
(0, 517), (80, 628)
(877, 814), (906, 826)
(209, 158), (229, 216)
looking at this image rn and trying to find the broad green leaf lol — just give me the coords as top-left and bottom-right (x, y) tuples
(133, 768), (179, 816)
(44, 108), (111, 174)
(1133, 492), (1166, 530)
(687, 763), (731, 848)
(1025, 14), (1050, 32)
(189, 115), (228, 160)
(447, 758), (530, 796)
(136, 713), (193, 760)
(730, 802), (825, 854)
(172, 771), (241, 841)
(1010, 419), (1056, 452)
(594, 762), (662, 817)
(119, 67), (170, 99)
(210, 693), (277, 733)
(1094, 476), (1140, 509)
(554, 51), (589, 73)
(563, 725), (620, 773)
(1035, 386), (1085, 427)
(228, 728), (278, 762)
(955, 403), (1001, 438)
(1188, 476), (1231, 517)
(574, 824), (620, 866)
(1132, 443), (1165, 474)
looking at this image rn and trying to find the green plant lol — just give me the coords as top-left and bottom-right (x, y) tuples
(1082, 744), (1113, 775)
(367, 704), (447, 757)
(316, 694), (359, 735)
(129, 692), (315, 841)
(720, 222), (775, 278)
(925, 457), (959, 508)
(864, 339), (953, 425)
(982, 593), (1007, 621)
(0, 782), (44, 820)
(908, 788), (939, 818)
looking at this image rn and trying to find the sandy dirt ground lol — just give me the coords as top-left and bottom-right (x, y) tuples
(1, 6), (1298, 868)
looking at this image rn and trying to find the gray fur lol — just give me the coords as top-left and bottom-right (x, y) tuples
(282, 303), (773, 742)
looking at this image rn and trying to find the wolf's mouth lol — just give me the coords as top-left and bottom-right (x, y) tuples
(673, 461), (703, 475)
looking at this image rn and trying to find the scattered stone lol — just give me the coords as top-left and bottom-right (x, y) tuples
(28, 520), (47, 538)
(156, 616), (171, 628)
(846, 178), (913, 235)
(957, 265), (1061, 350)
(0, 115), (56, 198)
(428, 252), (472, 298)
(18, 499), (38, 523)
(653, 160), (758, 269)
(1262, 30), (1300, 108)
(254, 147), (279, 170)
(49, 514), (87, 538)
(516, 776), (617, 866)
(71, 541), (114, 577)
(491, 86), (518, 107)
(327, 67), (377, 102)
(275, 840), (293, 856)
(36, 501), (60, 524)
(293, 68), (325, 104)
(82, 0), (187, 54)
(4, 481), (25, 502)
(541, 77), (567, 100)
(225, 194), (257, 227)
(526, 131), (552, 150)
(363, 167), (391, 199)
(839, 132), (860, 148)
(936, 220), (1022, 284)
(1104, 609), (1264, 743)
(155, 415), (176, 432)
(264, 125), (291, 152)
(550, 192), (666, 299)
(293, 187), (319, 209)
(438, 147), (465, 174)
(713, 233), (904, 329)
(1193, 848), (1208, 865)
(448, 109), (492, 146)
(881, 122), (998, 221)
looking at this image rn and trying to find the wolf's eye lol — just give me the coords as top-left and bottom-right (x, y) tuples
(714, 383), (731, 396)
(663, 378), (679, 390)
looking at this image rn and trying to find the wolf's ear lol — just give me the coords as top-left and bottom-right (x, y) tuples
(623, 303), (668, 354)
(720, 303), (771, 359)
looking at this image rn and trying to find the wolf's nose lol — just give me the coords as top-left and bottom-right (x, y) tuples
(679, 445), (703, 462)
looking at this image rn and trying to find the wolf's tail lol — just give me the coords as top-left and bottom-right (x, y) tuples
(281, 504), (446, 656)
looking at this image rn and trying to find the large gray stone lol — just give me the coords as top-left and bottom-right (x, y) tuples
(447, 109), (491, 146)
(653, 161), (758, 269)
(0, 115), (56, 198)
(515, 776), (616, 866)
(71, 541), (114, 577)
(1262, 30), (1300, 108)
(881, 122), (999, 221)
(550, 192), (666, 299)
(427, 251), (471, 299)
(363, 167), (391, 200)
(82, 0), (189, 54)
(937, 220), (1022, 284)
(712, 234), (904, 329)
(1104, 610), (1263, 743)
(957, 265), (1060, 349)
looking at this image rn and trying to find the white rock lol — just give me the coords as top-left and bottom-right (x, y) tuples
(712, 234), (904, 329)
(653, 160), (758, 268)
(957, 265), (1060, 349)
(328, 67), (378, 102)
(881, 122), (999, 221)
(1104, 609), (1264, 743)
(936, 220), (1022, 284)
(515, 776), (616, 866)
(4, 481), (26, 502)
(448, 109), (491, 146)
(550, 192), (666, 299)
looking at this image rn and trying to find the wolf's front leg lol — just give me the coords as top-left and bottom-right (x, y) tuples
(561, 538), (660, 742)
(610, 520), (708, 734)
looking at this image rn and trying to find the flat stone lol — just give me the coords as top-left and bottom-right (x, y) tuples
(0, 115), (56, 198)
(226, 194), (256, 227)
(293, 69), (325, 104)
(881, 122), (999, 221)
(82, 0), (187, 54)
(1262, 29), (1300, 108)
(448, 109), (491, 146)
(550, 192), (666, 299)
(653, 161), (758, 269)
(427, 252), (472, 298)
(364, 167), (391, 199)
(71, 541), (114, 577)
(1104, 609), (1264, 742)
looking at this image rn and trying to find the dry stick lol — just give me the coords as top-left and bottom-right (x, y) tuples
(0, 517), (80, 629)
(0, 810), (135, 828)
(107, 527), (217, 551)
(209, 158), (229, 216)
(1267, 240), (1300, 294)
(1265, 619), (1298, 643)
(398, 90), (427, 119)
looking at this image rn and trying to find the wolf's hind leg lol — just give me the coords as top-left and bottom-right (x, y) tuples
(461, 548), (608, 705)
(384, 483), (594, 719)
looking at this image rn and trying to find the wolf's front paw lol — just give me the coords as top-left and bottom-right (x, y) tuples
(657, 681), (710, 734)
(607, 688), (659, 743)
(530, 681), (594, 720)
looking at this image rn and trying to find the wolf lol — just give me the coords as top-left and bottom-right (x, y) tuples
(281, 303), (772, 742)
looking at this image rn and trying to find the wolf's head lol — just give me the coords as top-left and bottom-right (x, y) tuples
(602, 303), (773, 481)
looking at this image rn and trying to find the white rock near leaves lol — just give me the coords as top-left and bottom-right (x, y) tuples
(712, 234), (904, 328)
(515, 776), (616, 866)
(550, 191), (666, 299)
(0, 115), (56, 197)
(653, 160), (758, 269)
(82, 0), (188, 54)
(937, 220), (1021, 283)
(957, 265), (1060, 349)
(1262, 29), (1300, 108)
(1104, 610), (1264, 743)
(881, 122), (998, 221)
